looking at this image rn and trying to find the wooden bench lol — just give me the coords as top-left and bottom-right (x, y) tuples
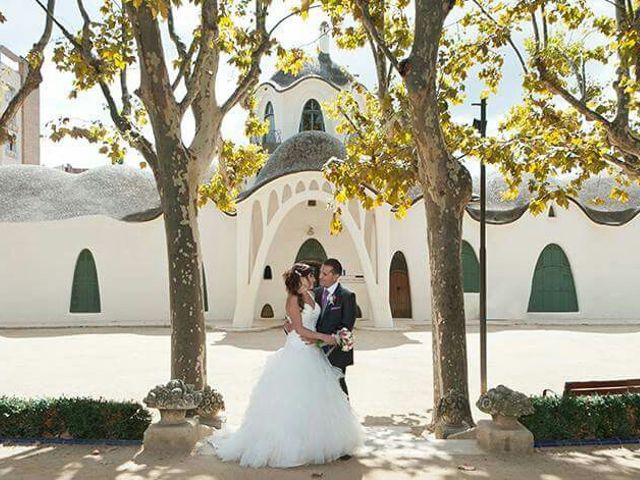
(563, 379), (640, 397)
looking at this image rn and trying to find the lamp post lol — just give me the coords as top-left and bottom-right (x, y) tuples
(472, 98), (488, 395)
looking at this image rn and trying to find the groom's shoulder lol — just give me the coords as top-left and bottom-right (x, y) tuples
(338, 284), (355, 297)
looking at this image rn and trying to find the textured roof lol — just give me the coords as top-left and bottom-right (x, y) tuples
(2, 157), (640, 226)
(239, 131), (345, 200)
(0, 164), (161, 223)
(269, 52), (351, 89)
(461, 172), (640, 225)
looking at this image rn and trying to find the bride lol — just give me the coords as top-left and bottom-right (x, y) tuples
(203, 263), (364, 468)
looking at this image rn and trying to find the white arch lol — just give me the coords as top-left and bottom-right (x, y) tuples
(250, 201), (263, 278)
(267, 189), (279, 224)
(348, 199), (361, 229)
(282, 184), (292, 203)
(309, 180), (320, 191)
(232, 184), (393, 328)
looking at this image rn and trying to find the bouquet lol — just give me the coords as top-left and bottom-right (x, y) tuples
(317, 327), (354, 353)
(334, 327), (354, 352)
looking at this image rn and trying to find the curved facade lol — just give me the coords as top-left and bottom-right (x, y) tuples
(1, 30), (640, 328)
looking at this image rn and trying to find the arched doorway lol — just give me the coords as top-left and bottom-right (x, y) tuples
(70, 249), (101, 313)
(295, 238), (327, 287)
(389, 251), (412, 318)
(461, 241), (480, 293)
(528, 244), (578, 312)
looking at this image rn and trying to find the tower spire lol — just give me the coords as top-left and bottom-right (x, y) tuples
(319, 21), (330, 55)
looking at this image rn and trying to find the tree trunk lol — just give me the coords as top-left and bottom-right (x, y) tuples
(424, 192), (474, 437)
(156, 141), (207, 390)
(403, 1), (475, 430)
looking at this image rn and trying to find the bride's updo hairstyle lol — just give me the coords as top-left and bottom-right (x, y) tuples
(283, 263), (313, 310)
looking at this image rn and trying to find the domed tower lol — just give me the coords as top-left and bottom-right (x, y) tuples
(250, 22), (352, 154)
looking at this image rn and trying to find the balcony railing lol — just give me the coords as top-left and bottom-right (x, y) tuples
(250, 129), (282, 153)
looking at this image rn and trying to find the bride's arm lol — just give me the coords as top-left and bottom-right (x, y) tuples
(286, 295), (333, 343)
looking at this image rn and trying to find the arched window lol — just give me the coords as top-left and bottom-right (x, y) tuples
(263, 265), (273, 280)
(296, 239), (327, 287)
(202, 266), (209, 312)
(260, 304), (274, 318)
(70, 249), (101, 313)
(389, 251), (412, 318)
(299, 99), (325, 132)
(528, 244), (578, 312)
(295, 239), (327, 264)
(461, 241), (480, 293)
(264, 101), (275, 138)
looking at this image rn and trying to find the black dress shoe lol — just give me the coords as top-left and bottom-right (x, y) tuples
(339, 454), (352, 461)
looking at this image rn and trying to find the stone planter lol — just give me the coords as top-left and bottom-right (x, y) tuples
(142, 380), (204, 455)
(159, 408), (188, 425)
(476, 385), (535, 455)
(199, 412), (226, 430)
(492, 414), (521, 430)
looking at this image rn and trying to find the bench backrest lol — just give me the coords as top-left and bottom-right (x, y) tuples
(564, 379), (640, 397)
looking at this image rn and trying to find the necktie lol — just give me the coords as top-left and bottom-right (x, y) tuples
(322, 288), (329, 310)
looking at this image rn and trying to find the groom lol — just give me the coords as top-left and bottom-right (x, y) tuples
(284, 258), (357, 396)
(311, 258), (357, 397)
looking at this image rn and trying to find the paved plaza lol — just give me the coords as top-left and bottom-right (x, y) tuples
(1, 323), (640, 479)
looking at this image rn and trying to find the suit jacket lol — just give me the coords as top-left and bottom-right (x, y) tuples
(314, 283), (357, 368)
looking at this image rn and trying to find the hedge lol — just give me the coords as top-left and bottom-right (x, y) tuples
(520, 393), (640, 441)
(0, 396), (151, 441)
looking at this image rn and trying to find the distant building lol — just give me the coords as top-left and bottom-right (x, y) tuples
(54, 163), (89, 174)
(0, 45), (40, 166)
(1, 25), (640, 329)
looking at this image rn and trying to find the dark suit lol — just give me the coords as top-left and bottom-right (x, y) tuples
(314, 283), (357, 396)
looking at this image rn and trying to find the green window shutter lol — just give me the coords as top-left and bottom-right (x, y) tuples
(295, 239), (327, 264)
(202, 266), (209, 312)
(528, 244), (578, 312)
(461, 241), (480, 293)
(70, 249), (101, 313)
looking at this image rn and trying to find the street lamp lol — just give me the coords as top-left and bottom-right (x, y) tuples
(472, 98), (488, 395)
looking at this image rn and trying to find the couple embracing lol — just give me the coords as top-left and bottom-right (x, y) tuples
(203, 258), (363, 468)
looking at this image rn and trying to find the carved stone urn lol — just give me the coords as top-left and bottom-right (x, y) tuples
(142, 379), (204, 454)
(143, 379), (203, 425)
(475, 385), (535, 454)
(193, 385), (226, 429)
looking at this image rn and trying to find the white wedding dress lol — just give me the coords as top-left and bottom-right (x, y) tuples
(201, 295), (364, 468)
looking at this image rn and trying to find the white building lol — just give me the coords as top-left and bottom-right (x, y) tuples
(1, 29), (639, 329)
(0, 46), (40, 166)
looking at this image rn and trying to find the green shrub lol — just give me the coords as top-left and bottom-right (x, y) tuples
(520, 393), (640, 440)
(0, 396), (151, 440)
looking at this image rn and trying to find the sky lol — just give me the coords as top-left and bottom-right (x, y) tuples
(0, 0), (614, 170)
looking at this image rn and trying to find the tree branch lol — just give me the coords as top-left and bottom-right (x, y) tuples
(125, 2), (180, 138)
(0, 0), (55, 144)
(119, 9), (131, 117)
(613, 0), (631, 127)
(470, 0), (528, 75)
(171, 35), (197, 91)
(167, 6), (187, 59)
(33, 0), (157, 168)
(353, 0), (401, 74)
(180, 0), (218, 116)
(541, 3), (549, 47)
(219, 2), (270, 117)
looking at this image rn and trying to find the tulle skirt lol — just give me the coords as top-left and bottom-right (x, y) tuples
(201, 333), (364, 468)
